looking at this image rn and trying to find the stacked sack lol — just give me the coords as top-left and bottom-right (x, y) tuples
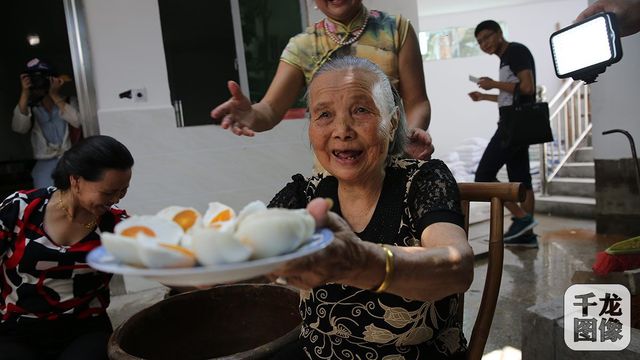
(440, 152), (473, 183)
(529, 152), (542, 193)
(441, 138), (541, 192)
(441, 137), (489, 182)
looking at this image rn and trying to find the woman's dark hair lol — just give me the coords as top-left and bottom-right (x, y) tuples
(52, 135), (134, 189)
(474, 20), (502, 37)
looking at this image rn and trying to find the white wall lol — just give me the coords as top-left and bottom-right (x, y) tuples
(590, 34), (640, 160)
(83, 0), (313, 218)
(366, 0), (419, 29)
(85, 0), (171, 112)
(419, 0), (588, 156)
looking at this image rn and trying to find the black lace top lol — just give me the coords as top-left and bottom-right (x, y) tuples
(269, 158), (468, 360)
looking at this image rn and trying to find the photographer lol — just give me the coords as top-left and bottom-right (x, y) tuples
(12, 58), (80, 189)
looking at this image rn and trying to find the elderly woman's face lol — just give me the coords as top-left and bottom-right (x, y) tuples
(314, 0), (363, 22)
(309, 69), (394, 184)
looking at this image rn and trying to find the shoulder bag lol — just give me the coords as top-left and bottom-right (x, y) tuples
(500, 83), (554, 147)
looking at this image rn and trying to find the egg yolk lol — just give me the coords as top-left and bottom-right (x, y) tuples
(209, 209), (232, 225)
(174, 210), (198, 232)
(159, 244), (196, 258)
(121, 226), (156, 238)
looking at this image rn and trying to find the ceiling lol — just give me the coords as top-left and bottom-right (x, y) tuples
(417, 0), (568, 17)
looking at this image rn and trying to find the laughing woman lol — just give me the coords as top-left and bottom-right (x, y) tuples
(268, 56), (473, 359)
(0, 135), (133, 360)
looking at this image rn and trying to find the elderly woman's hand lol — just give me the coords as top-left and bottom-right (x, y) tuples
(270, 198), (369, 290)
(210, 81), (257, 137)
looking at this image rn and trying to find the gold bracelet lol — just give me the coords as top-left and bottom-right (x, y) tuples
(372, 244), (394, 293)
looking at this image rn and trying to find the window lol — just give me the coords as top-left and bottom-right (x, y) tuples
(418, 22), (508, 61)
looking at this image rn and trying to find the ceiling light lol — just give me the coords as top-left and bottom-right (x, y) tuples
(27, 34), (40, 46)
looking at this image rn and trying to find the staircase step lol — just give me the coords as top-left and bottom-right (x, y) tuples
(547, 177), (595, 197)
(557, 162), (595, 178)
(585, 133), (592, 147)
(535, 194), (596, 218)
(572, 146), (593, 162)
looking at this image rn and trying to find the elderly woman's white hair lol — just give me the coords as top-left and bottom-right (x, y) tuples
(307, 56), (408, 157)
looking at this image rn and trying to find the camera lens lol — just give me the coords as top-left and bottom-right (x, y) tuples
(29, 73), (50, 91)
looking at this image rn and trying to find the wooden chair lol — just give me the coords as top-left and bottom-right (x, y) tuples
(457, 182), (526, 360)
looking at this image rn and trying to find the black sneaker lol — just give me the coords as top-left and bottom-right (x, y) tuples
(504, 232), (539, 248)
(504, 214), (538, 240)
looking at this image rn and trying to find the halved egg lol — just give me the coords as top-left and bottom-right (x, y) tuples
(190, 227), (252, 266)
(137, 235), (197, 268)
(114, 215), (183, 246)
(203, 202), (236, 230)
(180, 233), (194, 248)
(235, 200), (267, 227)
(101, 232), (144, 267)
(101, 215), (185, 267)
(156, 206), (202, 233)
(235, 208), (315, 259)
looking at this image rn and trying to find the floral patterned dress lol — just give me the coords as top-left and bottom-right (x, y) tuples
(280, 6), (409, 87)
(269, 158), (468, 359)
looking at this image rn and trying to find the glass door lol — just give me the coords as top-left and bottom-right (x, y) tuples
(158, 0), (240, 127)
(238, 0), (304, 105)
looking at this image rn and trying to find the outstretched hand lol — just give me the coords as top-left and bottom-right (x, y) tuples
(270, 198), (368, 290)
(405, 128), (434, 160)
(210, 81), (256, 137)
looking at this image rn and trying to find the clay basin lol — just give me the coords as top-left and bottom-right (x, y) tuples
(108, 284), (301, 359)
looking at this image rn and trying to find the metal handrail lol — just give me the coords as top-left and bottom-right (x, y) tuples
(549, 82), (586, 118)
(539, 80), (592, 195)
(546, 124), (592, 182)
(603, 129), (640, 194)
(548, 79), (578, 106)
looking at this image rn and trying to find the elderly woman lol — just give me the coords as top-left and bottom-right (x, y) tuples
(269, 56), (473, 359)
(0, 135), (133, 360)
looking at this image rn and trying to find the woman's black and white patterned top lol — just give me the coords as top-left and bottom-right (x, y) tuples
(269, 158), (468, 360)
(0, 188), (127, 329)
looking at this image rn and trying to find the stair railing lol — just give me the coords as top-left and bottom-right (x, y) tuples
(539, 80), (592, 195)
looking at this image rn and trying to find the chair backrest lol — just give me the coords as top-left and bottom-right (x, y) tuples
(456, 182), (525, 360)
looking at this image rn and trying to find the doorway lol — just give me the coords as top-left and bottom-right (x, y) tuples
(1, 0), (75, 197)
(158, 0), (305, 128)
(239, 0), (304, 106)
(158, 0), (240, 127)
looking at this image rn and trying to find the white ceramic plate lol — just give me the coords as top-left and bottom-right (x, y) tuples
(87, 228), (333, 286)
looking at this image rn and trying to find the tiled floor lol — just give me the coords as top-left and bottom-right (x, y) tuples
(463, 213), (626, 358)
(108, 212), (627, 358)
